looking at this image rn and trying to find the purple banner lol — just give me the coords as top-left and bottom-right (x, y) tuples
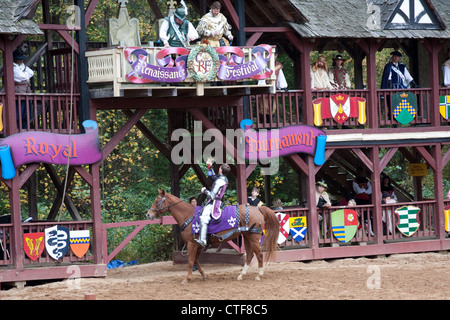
(0, 120), (102, 168)
(244, 125), (326, 161)
(217, 45), (272, 81)
(125, 47), (189, 83)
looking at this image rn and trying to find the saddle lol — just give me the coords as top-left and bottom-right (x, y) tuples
(191, 205), (261, 242)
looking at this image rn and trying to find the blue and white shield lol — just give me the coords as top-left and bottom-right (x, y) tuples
(45, 225), (70, 260)
(289, 216), (307, 242)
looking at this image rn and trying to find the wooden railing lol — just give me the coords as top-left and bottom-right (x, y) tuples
(272, 200), (438, 249)
(0, 93), (80, 135)
(22, 220), (94, 265)
(249, 87), (447, 131)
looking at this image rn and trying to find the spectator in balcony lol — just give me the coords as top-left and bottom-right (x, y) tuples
(328, 54), (351, 90)
(443, 48), (450, 87)
(381, 51), (414, 89)
(381, 175), (397, 204)
(248, 187), (263, 207)
(311, 55), (334, 90)
(272, 198), (284, 210)
(258, 47), (288, 123)
(352, 167), (372, 205)
(13, 48), (34, 129)
(159, 4), (199, 48)
(196, 1), (233, 47)
(316, 181), (331, 208)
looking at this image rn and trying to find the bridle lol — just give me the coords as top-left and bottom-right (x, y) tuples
(149, 195), (184, 215)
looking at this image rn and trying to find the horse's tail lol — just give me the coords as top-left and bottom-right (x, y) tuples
(258, 206), (279, 262)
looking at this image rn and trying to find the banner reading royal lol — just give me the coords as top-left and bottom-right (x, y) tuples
(0, 120), (102, 171)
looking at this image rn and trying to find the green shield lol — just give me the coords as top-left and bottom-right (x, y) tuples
(392, 92), (417, 125)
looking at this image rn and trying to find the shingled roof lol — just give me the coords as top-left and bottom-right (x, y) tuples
(0, 0), (42, 35)
(288, 0), (450, 39)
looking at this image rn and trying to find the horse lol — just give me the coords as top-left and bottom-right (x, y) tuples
(146, 189), (280, 284)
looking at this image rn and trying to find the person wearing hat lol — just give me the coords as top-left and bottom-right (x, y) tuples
(328, 54), (351, 90)
(443, 48), (450, 87)
(311, 55), (334, 90)
(13, 48), (35, 128)
(381, 50), (414, 89)
(316, 181), (331, 208)
(159, 3), (198, 48)
(196, 1), (233, 47)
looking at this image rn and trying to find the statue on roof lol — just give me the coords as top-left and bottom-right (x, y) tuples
(108, 0), (141, 47)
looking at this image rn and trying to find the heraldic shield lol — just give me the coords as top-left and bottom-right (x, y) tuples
(45, 225), (70, 260)
(289, 216), (307, 242)
(392, 92), (417, 125)
(445, 205), (450, 233)
(331, 209), (358, 243)
(276, 213), (290, 244)
(70, 230), (90, 258)
(395, 205), (420, 237)
(23, 232), (45, 261)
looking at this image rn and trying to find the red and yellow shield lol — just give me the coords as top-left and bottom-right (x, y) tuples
(23, 232), (45, 261)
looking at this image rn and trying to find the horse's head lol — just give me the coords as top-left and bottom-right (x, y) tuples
(146, 189), (168, 220)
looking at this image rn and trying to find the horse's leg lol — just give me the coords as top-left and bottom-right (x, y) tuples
(194, 245), (207, 281)
(237, 235), (253, 281)
(182, 241), (197, 284)
(249, 234), (264, 280)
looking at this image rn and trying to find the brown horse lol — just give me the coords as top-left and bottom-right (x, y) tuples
(146, 189), (279, 284)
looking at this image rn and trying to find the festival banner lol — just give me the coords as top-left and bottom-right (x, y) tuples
(124, 45), (273, 84)
(216, 45), (273, 81)
(0, 120), (102, 171)
(313, 94), (366, 126)
(23, 232), (45, 261)
(125, 47), (190, 83)
(243, 124), (327, 165)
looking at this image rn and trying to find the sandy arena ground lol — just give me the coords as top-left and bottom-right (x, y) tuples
(1, 252), (450, 300)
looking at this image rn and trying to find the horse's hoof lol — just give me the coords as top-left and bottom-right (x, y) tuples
(237, 275), (243, 281)
(255, 276), (261, 281)
(181, 280), (188, 285)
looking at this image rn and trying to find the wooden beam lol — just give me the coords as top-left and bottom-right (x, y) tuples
(416, 146), (436, 171)
(285, 154), (308, 175)
(379, 147), (399, 172)
(102, 108), (147, 159)
(122, 109), (171, 159)
(246, 32), (262, 46)
(85, 0), (100, 27)
(188, 108), (238, 161)
(221, 0), (240, 30)
(147, 0), (164, 20)
(55, 30), (79, 54)
(352, 148), (373, 173)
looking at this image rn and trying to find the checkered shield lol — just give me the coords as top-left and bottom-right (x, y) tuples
(392, 92), (417, 125)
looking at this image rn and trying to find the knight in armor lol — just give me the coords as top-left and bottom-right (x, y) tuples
(381, 51), (414, 89)
(195, 161), (231, 247)
(159, 3), (199, 48)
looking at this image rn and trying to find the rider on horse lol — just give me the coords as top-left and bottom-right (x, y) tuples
(195, 159), (231, 247)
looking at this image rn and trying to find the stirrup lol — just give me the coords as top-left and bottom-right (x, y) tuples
(195, 238), (207, 247)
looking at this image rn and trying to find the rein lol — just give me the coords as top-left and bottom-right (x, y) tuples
(150, 193), (200, 230)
